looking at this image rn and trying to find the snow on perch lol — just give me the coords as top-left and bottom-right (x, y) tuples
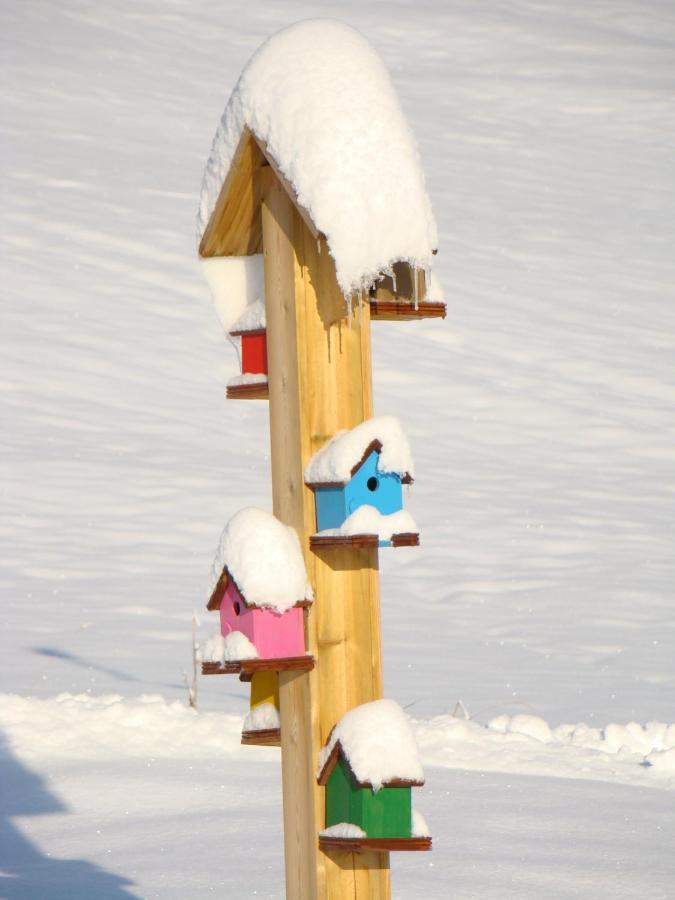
(317, 699), (430, 850)
(204, 508), (313, 667)
(197, 19), (442, 317)
(305, 416), (419, 548)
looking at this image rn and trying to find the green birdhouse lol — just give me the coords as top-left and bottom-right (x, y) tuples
(317, 699), (431, 852)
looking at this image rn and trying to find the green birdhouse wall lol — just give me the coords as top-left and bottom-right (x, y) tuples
(325, 754), (412, 839)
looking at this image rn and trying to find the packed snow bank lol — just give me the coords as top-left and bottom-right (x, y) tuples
(198, 19), (437, 295)
(0, 693), (247, 760)
(305, 415), (414, 484)
(316, 506), (418, 541)
(210, 507), (313, 613)
(201, 254), (264, 332)
(319, 699), (424, 791)
(1, 694), (673, 791)
(413, 713), (675, 789)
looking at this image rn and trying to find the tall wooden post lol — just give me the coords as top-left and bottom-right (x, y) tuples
(261, 170), (390, 898)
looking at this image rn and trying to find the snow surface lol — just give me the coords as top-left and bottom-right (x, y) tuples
(319, 699), (424, 791)
(3, 1), (675, 897)
(201, 254), (264, 333)
(305, 415), (414, 484)
(209, 508), (313, 613)
(198, 20), (437, 295)
(316, 506), (419, 541)
(243, 702), (280, 732)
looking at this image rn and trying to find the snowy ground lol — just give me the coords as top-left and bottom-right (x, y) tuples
(2, 1), (674, 897)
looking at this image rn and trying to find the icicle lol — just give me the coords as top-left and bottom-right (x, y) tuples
(317, 237), (322, 255)
(413, 265), (419, 310)
(423, 264), (430, 301)
(392, 267), (397, 295)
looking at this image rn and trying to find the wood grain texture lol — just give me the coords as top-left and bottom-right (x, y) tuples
(262, 172), (390, 898)
(199, 130), (266, 258)
(201, 656), (314, 676)
(319, 837), (431, 853)
(241, 728), (281, 747)
(226, 381), (269, 400)
(369, 299), (447, 320)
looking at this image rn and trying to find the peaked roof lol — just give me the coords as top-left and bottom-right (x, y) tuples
(304, 416), (414, 486)
(317, 699), (425, 791)
(207, 508), (313, 615)
(197, 20), (437, 295)
(206, 566), (310, 613)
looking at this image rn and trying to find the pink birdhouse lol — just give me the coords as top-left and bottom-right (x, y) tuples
(202, 508), (314, 673)
(208, 570), (307, 660)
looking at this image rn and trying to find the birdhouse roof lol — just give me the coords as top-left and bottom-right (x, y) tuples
(197, 19), (437, 296)
(207, 508), (313, 614)
(317, 699), (425, 791)
(304, 416), (414, 486)
(229, 298), (266, 336)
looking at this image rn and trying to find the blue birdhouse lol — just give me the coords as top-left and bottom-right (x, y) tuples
(304, 417), (419, 549)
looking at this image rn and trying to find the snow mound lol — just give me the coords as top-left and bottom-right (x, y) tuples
(645, 748), (675, 774)
(201, 254), (264, 333)
(226, 372), (268, 388)
(305, 416), (414, 485)
(319, 699), (424, 792)
(230, 297), (266, 333)
(0, 693), (246, 761)
(415, 713), (675, 789)
(316, 506), (418, 541)
(320, 823), (366, 839)
(210, 507), (313, 613)
(197, 19), (437, 295)
(243, 702), (280, 732)
(412, 809), (430, 838)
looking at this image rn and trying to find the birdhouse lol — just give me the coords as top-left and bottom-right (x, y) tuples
(202, 508), (314, 673)
(241, 670), (280, 747)
(200, 254), (269, 399)
(369, 261), (447, 321)
(227, 298), (269, 400)
(317, 699), (431, 852)
(305, 416), (419, 548)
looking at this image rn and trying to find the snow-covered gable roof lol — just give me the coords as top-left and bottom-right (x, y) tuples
(317, 699), (425, 791)
(197, 19), (437, 296)
(208, 508), (313, 614)
(304, 416), (414, 486)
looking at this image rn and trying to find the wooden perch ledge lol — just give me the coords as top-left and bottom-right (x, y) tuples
(226, 381), (270, 400)
(202, 655), (315, 676)
(318, 836), (432, 853)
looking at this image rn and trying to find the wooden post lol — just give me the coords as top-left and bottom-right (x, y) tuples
(262, 170), (390, 898)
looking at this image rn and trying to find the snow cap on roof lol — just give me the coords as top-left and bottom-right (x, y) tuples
(209, 508), (313, 614)
(230, 297), (265, 334)
(305, 416), (414, 486)
(198, 19), (437, 295)
(201, 254), (264, 333)
(318, 699), (424, 791)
